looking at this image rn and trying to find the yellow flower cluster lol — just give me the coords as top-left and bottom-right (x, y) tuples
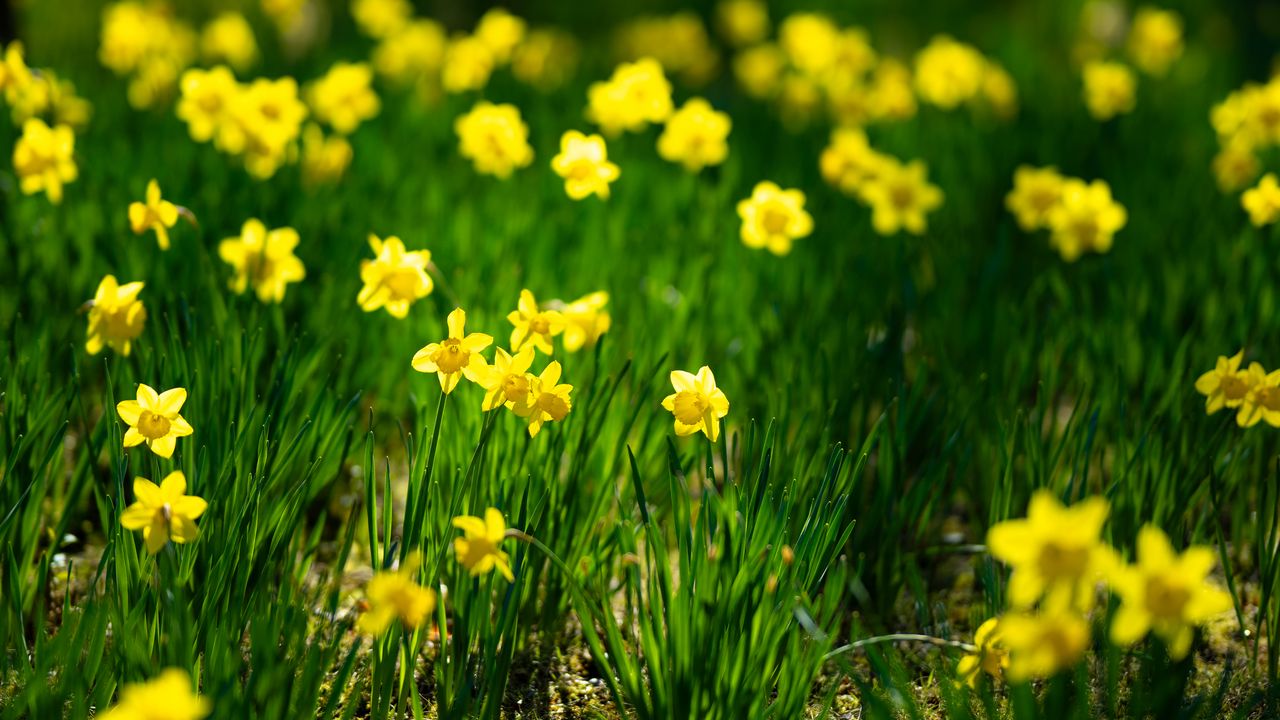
(914, 35), (1018, 119)
(176, 68), (309, 179)
(1073, 6), (1181, 121)
(219, 219), (307, 304)
(1005, 166), (1127, 261)
(613, 13), (719, 87)
(961, 491), (1232, 686)
(200, 12), (258, 73)
(1210, 72), (1280, 222)
(0, 41), (91, 131)
(657, 98), (732, 172)
(1195, 351), (1280, 428)
(819, 128), (944, 237)
(306, 62), (379, 135)
(100, 668), (210, 720)
(587, 58), (675, 136)
(454, 101), (534, 178)
(99, 1), (197, 110)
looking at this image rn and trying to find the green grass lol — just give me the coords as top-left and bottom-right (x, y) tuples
(3, 0), (1280, 718)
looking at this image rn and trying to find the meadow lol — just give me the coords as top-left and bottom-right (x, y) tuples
(2, 0), (1280, 718)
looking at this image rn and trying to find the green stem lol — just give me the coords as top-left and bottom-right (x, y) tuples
(402, 390), (448, 563)
(823, 633), (978, 661)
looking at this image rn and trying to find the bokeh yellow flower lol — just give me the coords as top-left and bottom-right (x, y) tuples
(454, 101), (534, 178)
(733, 44), (785, 100)
(512, 361), (574, 437)
(129, 179), (181, 250)
(1005, 166), (1064, 231)
(99, 668), (211, 720)
(412, 307), (492, 394)
(232, 77), (308, 179)
(120, 471), (207, 554)
(1110, 525), (1232, 659)
(1194, 351), (1251, 415)
(357, 235), (433, 319)
(1127, 7), (1183, 77)
(1046, 179), (1127, 261)
(508, 289), (565, 356)
(778, 12), (839, 77)
(1082, 61), (1136, 121)
(13, 118), (77, 203)
(551, 130), (620, 200)
(300, 124), (353, 186)
(358, 552), (437, 636)
(859, 158), (944, 236)
(453, 507), (514, 581)
(737, 181), (813, 255)
(473, 346), (535, 411)
(117, 384), (194, 459)
(999, 609), (1091, 683)
(86, 275), (146, 357)
(955, 618), (1007, 687)
(442, 35), (495, 93)
(176, 66), (239, 146)
(1242, 173), (1280, 226)
(657, 98), (731, 172)
(475, 8), (527, 65)
(306, 62), (379, 135)
(555, 291), (611, 352)
(819, 128), (886, 197)
(914, 35), (986, 109)
(586, 58), (674, 135)
(661, 366), (730, 442)
(200, 12), (258, 72)
(1236, 362), (1280, 428)
(373, 20), (447, 87)
(511, 29), (579, 91)
(351, 0), (413, 40)
(1212, 140), (1260, 193)
(218, 219), (306, 303)
(715, 0), (770, 48)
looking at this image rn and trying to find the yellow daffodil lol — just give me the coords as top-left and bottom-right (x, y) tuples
(819, 127), (887, 197)
(128, 179), (183, 250)
(373, 20), (447, 86)
(732, 44), (785, 100)
(982, 61), (1019, 119)
(117, 384), (193, 459)
(613, 13), (717, 87)
(511, 29), (579, 91)
(512, 361), (573, 437)
(987, 490), (1113, 611)
(1046, 179), (1127, 261)
(412, 307), (492, 393)
(1194, 351), (1252, 415)
(507, 289), (565, 355)
(13, 117), (76, 203)
(1212, 140), (1260, 193)
(357, 234), (433, 319)
(358, 552), (437, 636)
(200, 12), (258, 72)
(956, 617), (1008, 687)
(777, 12), (839, 77)
(218, 219), (306, 303)
(351, 0), (413, 39)
(1110, 525), (1232, 659)
(657, 98), (731, 172)
(859, 158), (944, 236)
(998, 609), (1091, 683)
(232, 77), (308, 179)
(475, 8), (526, 65)
(867, 58), (918, 122)
(1127, 7), (1183, 77)
(914, 35), (986, 109)
(716, 0), (770, 47)
(1082, 61), (1136, 121)
(737, 181), (813, 255)
(306, 62), (379, 135)
(86, 275), (146, 357)
(1005, 166), (1064, 232)
(551, 130), (619, 200)
(119, 471), (207, 554)
(442, 35), (495, 94)
(1236, 362), (1280, 428)
(99, 668), (211, 720)
(554, 291), (611, 352)
(453, 507), (514, 581)
(473, 346), (536, 411)
(0, 41), (33, 96)
(586, 58), (674, 135)
(1242, 173), (1280, 226)
(300, 124), (353, 186)
(661, 366), (730, 442)
(454, 101), (534, 178)
(176, 66), (240, 146)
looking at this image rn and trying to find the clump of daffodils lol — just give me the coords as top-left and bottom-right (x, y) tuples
(586, 58), (675, 136)
(1004, 166), (1127, 261)
(175, 68), (308, 179)
(99, 2), (197, 111)
(1072, 5), (1183, 121)
(454, 101), (534, 179)
(1195, 350), (1280, 428)
(1, 41), (92, 131)
(612, 12), (719, 87)
(1211, 72), (1280, 225)
(817, 128), (944, 238)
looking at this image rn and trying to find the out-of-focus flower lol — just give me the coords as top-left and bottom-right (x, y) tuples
(1046, 178), (1127, 261)
(1237, 362), (1280, 428)
(554, 291), (611, 352)
(475, 8), (526, 65)
(373, 20), (447, 87)
(13, 118), (77, 204)
(737, 181), (813, 255)
(351, 0), (412, 40)
(201, 12), (258, 72)
(657, 98), (731, 172)
(357, 234), (433, 318)
(551, 131), (619, 200)
(661, 366), (730, 442)
(99, 668), (211, 720)
(1082, 60), (1136, 121)
(442, 35), (494, 93)
(232, 77), (308, 178)
(176, 66), (240, 145)
(1243, 173), (1280, 226)
(956, 618), (1008, 687)
(86, 275), (146, 356)
(119, 471), (206, 554)
(306, 62), (379, 134)
(218, 219), (306, 303)
(1194, 351), (1251, 415)
(473, 346), (536, 411)
(129, 179), (183, 250)
(860, 158), (944, 236)
(358, 552), (437, 636)
(512, 361), (573, 436)
(511, 28), (579, 90)
(715, 0), (770, 47)
(778, 12), (839, 77)
(614, 13), (718, 86)
(1005, 166), (1064, 231)
(587, 58), (674, 135)
(820, 127), (886, 197)
(1127, 6), (1183, 76)
(1110, 525), (1232, 659)
(999, 609), (1091, 683)
(1212, 139), (1260, 193)
(300, 124), (353, 185)
(454, 101), (534, 178)
(412, 307), (492, 394)
(866, 59), (918, 122)
(914, 35), (986, 109)
(981, 61), (1018, 119)
(117, 384), (193, 459)
(733, 44), (785, 100)
(508, 289), (564, 356)
(453, 508), (514, 581)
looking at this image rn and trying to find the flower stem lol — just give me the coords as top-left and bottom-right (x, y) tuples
(823, 633), (978, 661)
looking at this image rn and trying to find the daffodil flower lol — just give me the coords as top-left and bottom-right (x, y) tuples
(411, 307), (492, 393)
(453, 507), (514, 581)
(119, 471), (207, 554)
(661, 366), (730, 442)
(117, 384), (193, 459)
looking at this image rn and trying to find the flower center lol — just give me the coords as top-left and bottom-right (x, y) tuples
(1144, 576), (1191, 619)
(530, 315), (551, 335)
(137, 411), (172, 440)
(435, 339), (468, 373)
(1221, 374), (1250, 401)
(890, 183), (916, 209)
(1069, 217), (1099, 247)
(384, 268), (422, 300)
(671, 390), (708, 425)
(1036, 541), (1090, 581)
(762, 205), (791, 234)
(501, 373), (530, 402)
